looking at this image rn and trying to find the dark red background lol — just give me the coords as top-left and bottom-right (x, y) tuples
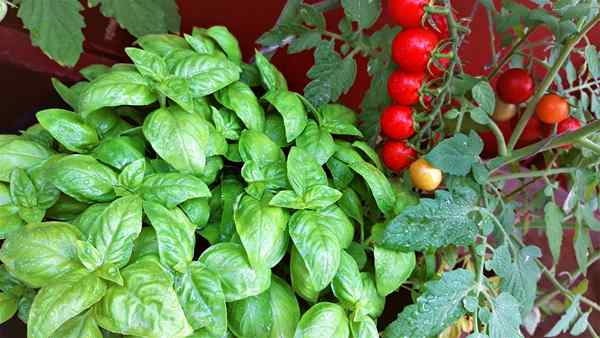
(0, 1), (599, 337)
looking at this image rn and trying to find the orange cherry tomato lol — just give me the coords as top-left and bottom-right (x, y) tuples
(409, 158), (442, 191)
(535, 94), (570, 124)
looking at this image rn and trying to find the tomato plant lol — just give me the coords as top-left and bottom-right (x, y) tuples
(382, 140), (417, 171)
(392, 27), (439, 72)
(496, 68), (535, 104)
(380, 105), (415, 140)
(409, 158), (443, 191)
(536, 93), (571, 124)
(388, 69), (425, 106)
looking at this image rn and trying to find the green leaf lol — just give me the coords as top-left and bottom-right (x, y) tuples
(143, 107), (209, 176)
(235, 194), (288, 269)
(51, 78), (83, 110)
(300, 4), (326, 30)
(9, 168), (37, 209)
(544, 202), (563, 265)
(327, 157), (355, 189)
(116, 159), (145, 196)
(472, 81), (496, 114)
(141, 173), (211, 209)
(75, 240), (103, 271)
(255, 51), (288, 91)
(383, 269), (475, 338)
(296, 120), (336, 165)
(0, 222), (83, 288)
(205, 26), (242, 65)
(289, 211), (342, 291)
(18, 0), (85, 66)
(91, 136), (145, 170)
(0, 138), (54, 183)
(338, 187), (364, 225)
(137, 34), (190, 57)
(49, 155), (117, 202)
(169, 53), (241, 89)
(215, 82), (266, 131)
(0, 293), (17, 325)
(212, 107), (243, 141)
(290, 246), (321, 302)
(347, 242), (367, 270)
(269, 276), (301, 338)
(130, 227), (159, 262)
(228, 290), (273, 338)
(585, 45), (600, 79)
(288, 31), (322, 54)
(125, 47), (168, 81)
(53, 310), (102, 338)
(354, 272), (385, 320)
(174, 262), (227, 335)
(374, 246), (415, 297)
(263, 91), (307, 142)
(488, 293), (524, 338)
(85, 196), (143, 268)
(79, 70), (158, 113)
(79, 64), (111, 81)
(95, 257), (193, 337)
(143, 201), (196, 272)
(425, 131), (484, 176)
(238, 131), (288, 195)
(295, 302), (349, 338)
(331, 250), (363, 310)
(350, 316), (379, 338)
(350, 159), (396, 216)
(186, 30), (217, 54)
(573, 219), (591, 273)
(341, 0), (382, 29)
(318, 104), (363, 137)
(381, 188), (479, 251)
(486, 244), (542, 317)
(569, 312), (590, 336)
(198, 243), (271, 302)
(545, 296), (580, 337)
(28, 270), (107, 338)
(305, 40), (357, 107)
(287, 147), (328, 194)
(97, 0), (180, 37)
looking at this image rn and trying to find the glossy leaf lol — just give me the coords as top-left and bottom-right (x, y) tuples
(0, 138), (54, 182)
(228, 290), (273, 338)
(216, 82), (265, 131)
(49, 155), (117, 203)
(295, 302), (349, 338)
(53, 310), (103, 338)
(331, 250), (363, 310)
(269, 276), (300, 338)
(141, 173), (211, 209)
(374, 246), (415, 297)
(296, 120), (336, 165)
(37, 109), (99, 153)
(263, 91), (307, 142)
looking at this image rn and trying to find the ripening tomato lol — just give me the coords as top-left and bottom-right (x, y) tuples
(535, 94), (570, 124)
(496, 68), (534, 104)
(392, 28), (439, 72)
(410, 158), (442, 191)
(516, 116), (544, 148)
(556, 117), (582, 149)
(388, 0), (428, 28)
(380, 105), (415, 140)
(388, 69), (425, 105)
(382, 141), (417, 172)
(492, 97), (518, 122)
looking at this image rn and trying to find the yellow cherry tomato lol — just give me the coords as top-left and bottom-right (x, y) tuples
(409, 158), (442, 191)
(492, 97), (518, 122)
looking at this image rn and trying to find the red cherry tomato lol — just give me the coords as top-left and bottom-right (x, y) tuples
(556, 117), (582, 149)
(496, 68), (535, 104)
(516, 116), (544, 148)
(392, 28), (439, 72)
(382, 140), (417, 172)
(388, 69), (425, 105)
(388, 0), (428, 28)
(535, 94), (570, 124)
(380, 105), (415, 140)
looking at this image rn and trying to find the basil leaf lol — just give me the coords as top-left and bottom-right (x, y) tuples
(216, 82), (265, 131)
(143, 201), (196, 272)
(349, 161), (396, 217)
(79, 70), (158, 113)
(198, 243), (271, 302)
(269, 276), (300, 338)
(289, 210), (341, 291)
(239, 131), (288, 195)
(212, 107), (243, 141)
(296, 120), (336, 165)
(143, 107), (209, 175)
(86, 196), (143, 268)
(181, 198), (210, 228)
(263, 91), (307, 142)
(205, 26), (242, 65)
(124, 47), (168, 81)
(130, 227), (159, 262)
(327, 157), (355, 189)
(91, 136), (145, 170)
(95, 257), (193, 337)
(46, 194), (89, 222)
(287, 146), (328, 195)
(338, 187), (364, 225)
(171, 53), (241, 79)
(141, 173), (211, 209)
(0, 206), (24, 240)
(83, 108), (132, 139)
(28, 270), (106, 338)
(332, 250), (363, 310)
(137, 34), (191, 57)
(295, 302), (350, 338)
(255, 51), (288, 91)
(0, 222), (83, 288)
(354, 272), (385, 320)
(235, 194), (289, 269)
(175, 262), (227, 335)
(264, 114), (288, 147)
(290, 246), (320, 302)
(53, 310), (103, 338)
(75, 240), (103, 272)
(374, 246), (415, 297)
(318, 104), (363, 137)
(36, 109), (99, 153)
(0, 138), (54, 182)
(9, 168), (37, 208)
(49, 155), (117, 203)
(270, 185), (342, 210)
(0, 183), (10, 206)
(228, 290), (273, 338)
(185, 32), (217, 54)
(350, 316), (379, 338)
(0, 293), (17, 325)
(116, 159), (146, 196)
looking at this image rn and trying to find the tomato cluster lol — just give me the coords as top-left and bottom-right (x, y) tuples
(481, 68), (583, 157)
(382, 0), (447, 191)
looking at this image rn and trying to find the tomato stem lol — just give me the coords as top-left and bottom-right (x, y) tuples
(486, 28), (536, 80)
(486, 119), (508, 156)
(425, 6), (450, 14)
(576, 137), (600, 154)
(487, 167), (576, 183)
(506, 14), (600, 152)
